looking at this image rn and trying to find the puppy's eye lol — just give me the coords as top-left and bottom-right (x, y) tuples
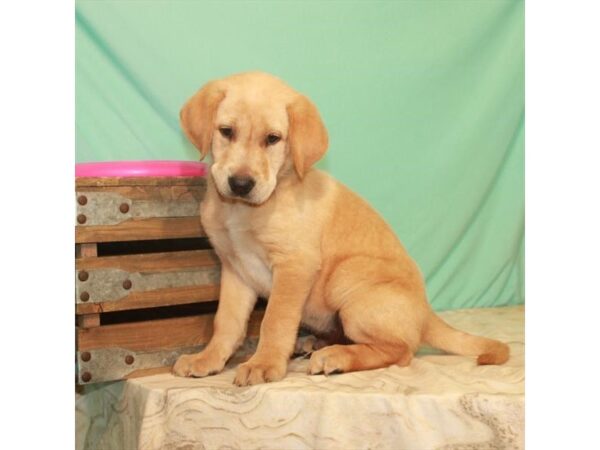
(266, 134), (281, 146)
(219, 127), (233, 139)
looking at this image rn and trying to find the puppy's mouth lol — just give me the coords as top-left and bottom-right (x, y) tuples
(214, 178), (268, 205)
(224, 191), (261, 205)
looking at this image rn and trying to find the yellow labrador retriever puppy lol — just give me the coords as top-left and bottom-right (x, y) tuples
(173, 72), (509, 386)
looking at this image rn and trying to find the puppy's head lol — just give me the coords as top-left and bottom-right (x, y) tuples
(180, 72), (328, 204)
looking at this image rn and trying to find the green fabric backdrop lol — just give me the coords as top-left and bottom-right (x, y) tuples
(76, 0), (524, 311)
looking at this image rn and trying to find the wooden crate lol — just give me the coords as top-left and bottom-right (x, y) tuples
(75, 176), (207, 243)
(75, 175), (261, 384)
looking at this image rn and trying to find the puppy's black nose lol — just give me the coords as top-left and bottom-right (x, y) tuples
(228, 175), (255, 197)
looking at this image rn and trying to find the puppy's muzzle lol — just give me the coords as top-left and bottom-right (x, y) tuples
(228, 175), (256, 197)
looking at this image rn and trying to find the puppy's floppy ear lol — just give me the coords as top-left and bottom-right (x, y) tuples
(287, 94), (328, 179)
(180, 81), (226, 159)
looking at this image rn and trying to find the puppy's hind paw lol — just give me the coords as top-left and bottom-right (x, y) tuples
(308, 345), (350, 376)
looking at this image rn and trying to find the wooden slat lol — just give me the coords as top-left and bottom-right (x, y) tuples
(76, 176), (206, 187)
(78, 314), (212, 351)
(76, 284), (220, 314)
(76, 249), (219, 272)
(75, 217), (205, 243)
(77, 314), (101, 328)
(77, 310), (264, 352)
(76, 243), (98, 259)
(75, 250), (220, 313)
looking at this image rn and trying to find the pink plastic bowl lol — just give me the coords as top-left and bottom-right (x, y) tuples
(75, 160), (208, 178)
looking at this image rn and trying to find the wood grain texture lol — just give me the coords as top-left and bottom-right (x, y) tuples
(77, 314), (101, 328)
(76, 176), (207, 187)
(76, 249), (219, 272)
(75, 180), (207, 242)
(77, 310), (264, 352)
(75, 284), (220, 314)
(75, 217), (205, 243)
(75, 250), (221, 313)
(76, 243), (98, 259)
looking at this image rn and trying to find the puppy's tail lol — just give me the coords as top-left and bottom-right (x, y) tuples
(422, 312), (510, 365)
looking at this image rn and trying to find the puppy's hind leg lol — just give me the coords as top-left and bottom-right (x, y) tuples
(308, 287), (423, 375)
(308, 342), (412, 375)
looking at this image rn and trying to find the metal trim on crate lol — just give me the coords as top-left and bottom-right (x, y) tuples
(76, 345), (204, 384)
(75, 191), (201, 226)
(75, 266), (221, 304)
(76, 339), (259, 384)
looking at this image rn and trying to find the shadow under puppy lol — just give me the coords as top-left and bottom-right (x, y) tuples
(173, 72), (509, 386)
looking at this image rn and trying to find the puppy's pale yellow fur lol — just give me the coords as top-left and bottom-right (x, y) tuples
(173, 72), (509, 385)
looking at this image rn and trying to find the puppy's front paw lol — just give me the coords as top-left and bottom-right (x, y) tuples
(233, 356), (287, 386)
(172, 351), (224, 378)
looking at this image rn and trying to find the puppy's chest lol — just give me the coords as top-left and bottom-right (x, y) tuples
(207, 218), (273, 297)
